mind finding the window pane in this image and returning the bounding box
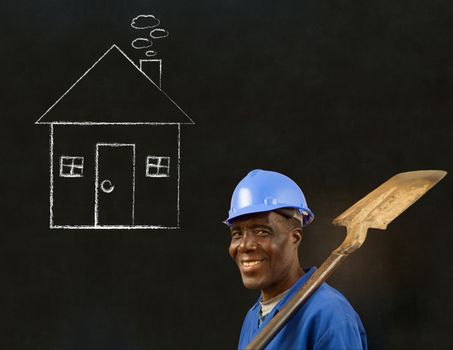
[73,157,83,167]
[159,157,169,168]
[60,156,84,177]
[146,156,170,177]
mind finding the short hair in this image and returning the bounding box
[273,208,303,228]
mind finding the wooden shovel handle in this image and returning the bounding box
[244,252,347,350]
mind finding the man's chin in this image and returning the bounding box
[241,276,265,290]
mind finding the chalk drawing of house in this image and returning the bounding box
[36,44,194,229]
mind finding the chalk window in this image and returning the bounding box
[146,156,170,177]
[60,156,84,177]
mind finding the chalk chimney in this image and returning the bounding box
[139,59,162,89]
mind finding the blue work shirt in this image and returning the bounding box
[238,267,367,350]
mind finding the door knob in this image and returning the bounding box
[100,179,115,193]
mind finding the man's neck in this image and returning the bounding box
[261,265,304,302]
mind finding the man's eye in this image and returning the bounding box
[256,230,270,236]
[231,232,242,239]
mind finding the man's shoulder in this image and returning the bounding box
[308,283,355,308]
[286,283,366,346]
[295,282,360,323]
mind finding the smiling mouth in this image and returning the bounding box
[241,259,265,267]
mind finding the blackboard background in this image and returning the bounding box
[1,0,452,349]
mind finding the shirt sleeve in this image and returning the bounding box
[314,319,367,350]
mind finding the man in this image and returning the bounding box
[226,169,367,350]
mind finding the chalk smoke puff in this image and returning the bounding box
[131,14,169,57]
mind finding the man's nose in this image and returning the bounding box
[238,232,258,251]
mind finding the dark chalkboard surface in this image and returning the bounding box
[1,1,452,349]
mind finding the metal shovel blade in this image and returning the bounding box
[333,170,447,230]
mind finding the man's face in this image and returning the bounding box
[228,211,302,299]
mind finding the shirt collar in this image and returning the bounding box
[251,266,317,314]
[274,266,317,312]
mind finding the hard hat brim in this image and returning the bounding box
[224,204,314,227]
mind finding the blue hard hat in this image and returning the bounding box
[225,169,314,227]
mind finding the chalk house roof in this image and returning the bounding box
[36,44,194,125]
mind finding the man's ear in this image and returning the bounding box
[290,228,303,246]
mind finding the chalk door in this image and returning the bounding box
[95,143,135,227]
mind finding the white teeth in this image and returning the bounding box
[242,260,264,267]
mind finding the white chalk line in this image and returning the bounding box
[95,143,136,227]
[50,225,180,230]
[94,143,99,226]
[59,156,84,177]
[96,142,135,147]
[131,15,160,30]
[36,45,117,124]
[139,59,162,88]
[113,45,195,124]
[146,156,170,177]
[131,38,153,49]
[49,125,54,227]
[37,121,194,125]
[100,180,115,193]
[132,145,136,225]
[35,44,195,125]
[177,124,181,227]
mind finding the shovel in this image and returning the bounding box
[245,170,447,350]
